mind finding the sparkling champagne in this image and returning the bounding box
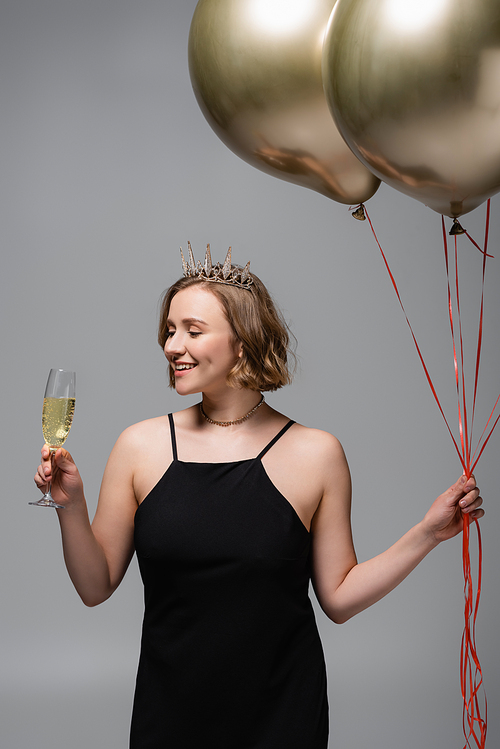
[42,397,75,448]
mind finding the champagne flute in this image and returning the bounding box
[30,369,76,508]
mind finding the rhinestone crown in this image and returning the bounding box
[180,242,253,290]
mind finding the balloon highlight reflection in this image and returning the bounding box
[323,0,500,217]
[189,0,380,205]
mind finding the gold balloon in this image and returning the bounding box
[188,0,380,205]
[322,0,500,217]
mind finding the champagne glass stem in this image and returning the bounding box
[45,451,53,498]
[30,449,64,508]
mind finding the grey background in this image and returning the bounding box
[1,1,499,747]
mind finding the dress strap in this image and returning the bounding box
[256,420,295,460]
[168,413,178,461]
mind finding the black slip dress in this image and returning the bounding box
[130,414,329,749]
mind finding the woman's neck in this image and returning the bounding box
[200,390,264,426]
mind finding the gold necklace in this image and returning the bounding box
[199,395,265,427]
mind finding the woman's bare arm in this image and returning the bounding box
[34,428,140,606]
[309,437,483,624]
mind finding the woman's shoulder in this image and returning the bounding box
[285,423,350,497]
[113,414,170,454]
[116,405,199,448]
[264,414,350,502]
[289,421,347,463]
[264,406,346,465]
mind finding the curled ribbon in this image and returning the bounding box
[362,202,496,749]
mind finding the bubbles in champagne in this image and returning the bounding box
[42,397,75,448]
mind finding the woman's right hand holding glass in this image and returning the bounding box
[34,445,84,509]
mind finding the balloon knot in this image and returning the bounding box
[351,204,366,221]
[449,218,466,236]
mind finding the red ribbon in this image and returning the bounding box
[362,202,496,749]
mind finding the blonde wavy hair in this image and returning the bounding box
[158,272,295,392]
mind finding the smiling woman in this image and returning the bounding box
[158,255,294,392]
[163,286,244,399]
[33,244,484,749]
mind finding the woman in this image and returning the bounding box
[35,244,483,749]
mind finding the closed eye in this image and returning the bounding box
[188,331,202,337]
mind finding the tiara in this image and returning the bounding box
[180,242,253,289]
